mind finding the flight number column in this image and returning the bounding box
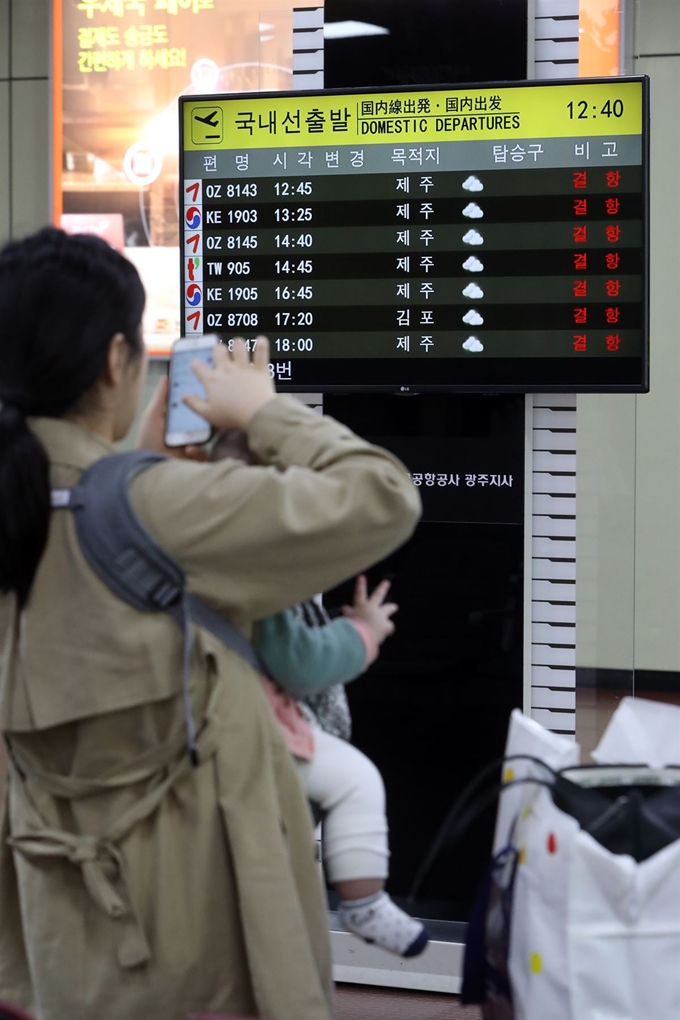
[199,180,261,337]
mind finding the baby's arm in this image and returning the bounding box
[254,607,372,698]
[255,577,397,699]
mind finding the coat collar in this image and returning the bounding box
[29,417,116,471]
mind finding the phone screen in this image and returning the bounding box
[167,344,215,439]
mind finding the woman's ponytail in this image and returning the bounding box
[0,227,145,607]
[0,403,50,607]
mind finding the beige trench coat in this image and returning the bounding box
[0,396,421,1020]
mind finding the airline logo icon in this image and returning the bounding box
[186,283,202,306]
[184,180,201,204]
[185,309,202,333]
[185,206,202,229]
[185,232,202,255]
[186,256,202,282]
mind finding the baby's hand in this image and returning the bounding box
[342,575,398,646]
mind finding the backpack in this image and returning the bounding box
[51,450,267,765]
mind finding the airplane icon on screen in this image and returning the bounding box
[194,111,220,128]
[191,106,223,144]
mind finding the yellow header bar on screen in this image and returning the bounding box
[183,81,643,151]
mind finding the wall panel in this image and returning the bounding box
[11,0,49,79]
[10,77,50,236]
[0,80,9,243]
[633,51,680,671]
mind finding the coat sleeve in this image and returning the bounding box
[254,610,368,697]
[130,396,421,623]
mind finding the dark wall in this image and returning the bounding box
[324,394,525,919]
[324,0,528,90]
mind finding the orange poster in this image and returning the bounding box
[579,0,621,78]
[53,0,323,352]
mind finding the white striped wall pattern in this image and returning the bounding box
[292,7,325,90]
[528,4,580,736]
[529,395,577,735]
[533,0,580,79]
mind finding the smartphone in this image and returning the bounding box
[165,334,218,447]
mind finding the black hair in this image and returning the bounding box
[0,227,145,607]
[209,427,253,465]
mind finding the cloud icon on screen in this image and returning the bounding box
[462,309,484,326]
[463,229,484,245]
[462,256,484,272]
[463,202,484,219]
[462,176,484,192]
[463,283,484,299]
[462,336,484,352]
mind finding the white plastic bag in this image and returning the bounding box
[496,699,680,1020]
[568,832,680,1020]
[492,708,579,855]
[592,696,680,769]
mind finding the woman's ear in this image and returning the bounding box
[104,332,128,389]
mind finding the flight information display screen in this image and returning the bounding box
[179,77,649,393]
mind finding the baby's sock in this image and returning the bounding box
[338,891,429,958]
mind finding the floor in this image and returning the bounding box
[334,985,482,1020]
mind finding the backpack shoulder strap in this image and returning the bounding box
[51,450,267,764]
[68,450,184,613]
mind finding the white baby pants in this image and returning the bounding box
[296,727,389,883]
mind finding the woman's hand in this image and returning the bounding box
[184,336,276,431]
[342,575,398,646]
[137,374,207,461]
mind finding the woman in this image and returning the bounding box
[0,228,421,1020]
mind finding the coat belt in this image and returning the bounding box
[5,684,222,969]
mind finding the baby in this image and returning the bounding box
[211,430,428,958]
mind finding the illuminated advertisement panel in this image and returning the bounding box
[54,0,322,352]
[580,0,621,78]
[180,77,649,392]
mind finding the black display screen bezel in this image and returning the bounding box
[179,76,650,394]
